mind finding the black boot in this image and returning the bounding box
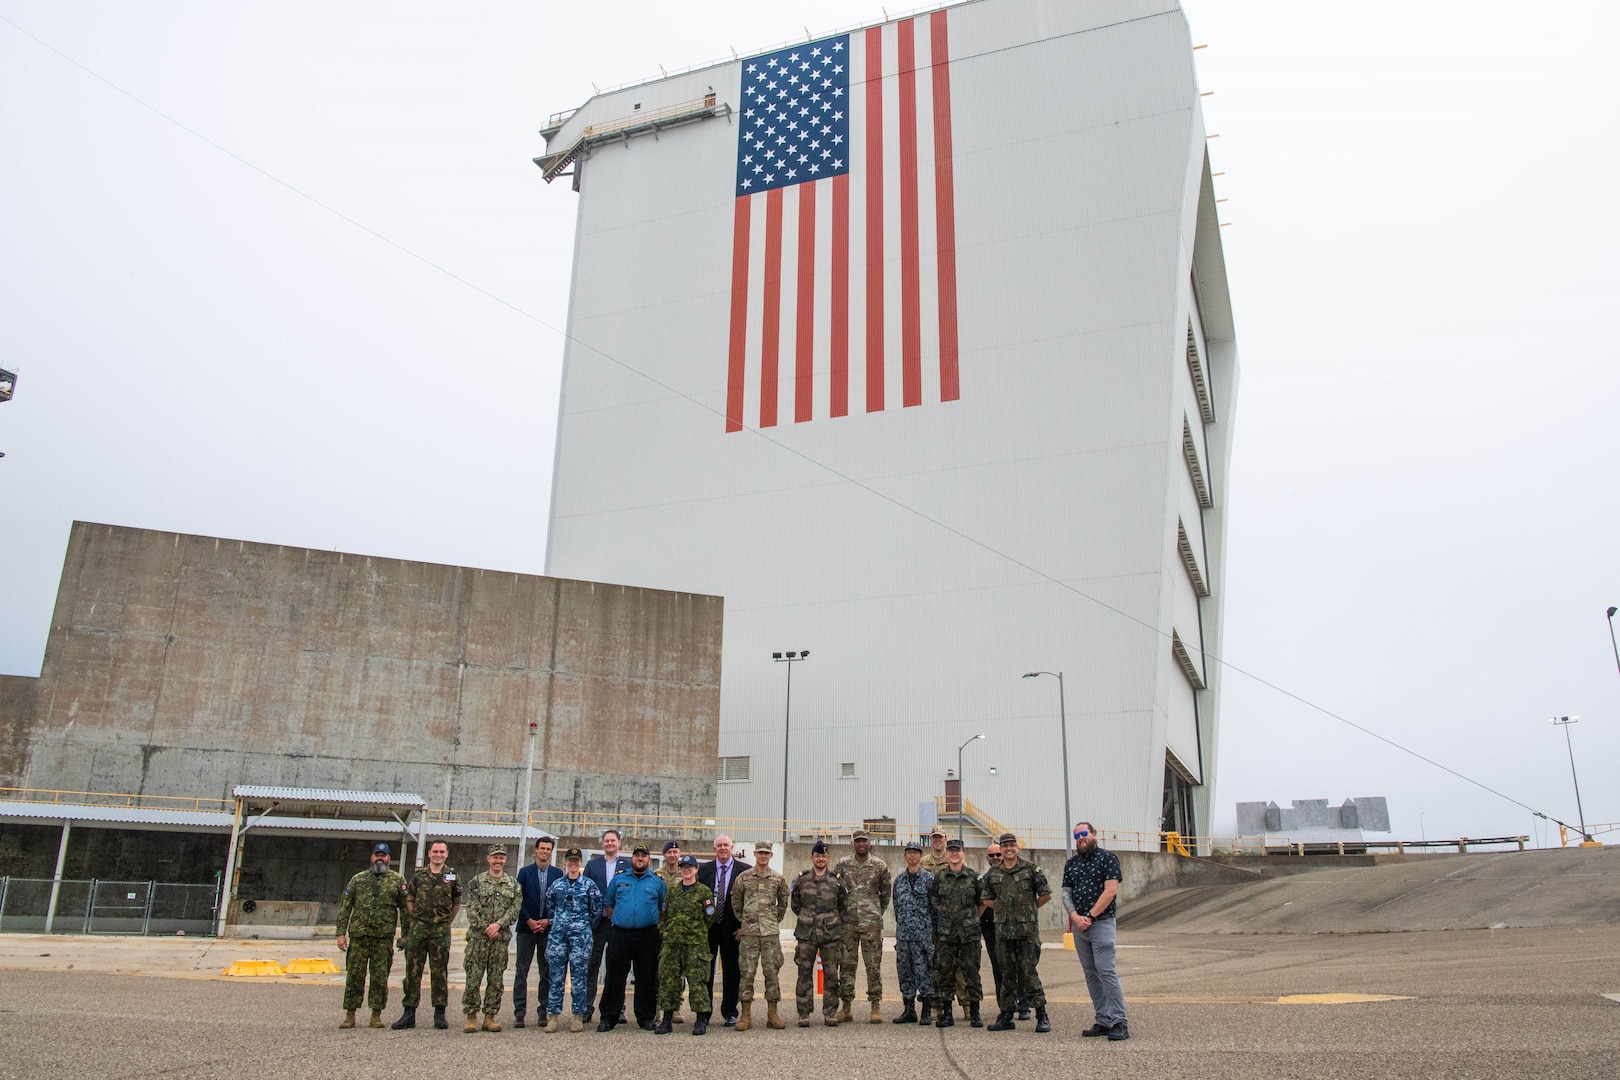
[892,997,917,1024]
[934,1002,955,1028]
[692,1012,709,1035]
[987,1011,1017,1031]
[391,1007,416,1030]
[1034,1007,1051,1033]
[968,1002,983,1028]
[1017,998,1031,1021]
[919,998,933,1025]
[654,1010,673,1035]
[432,1007,447,1030]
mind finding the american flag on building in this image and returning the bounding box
[724,12,960,432]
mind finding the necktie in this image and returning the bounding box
[718,862,728,900]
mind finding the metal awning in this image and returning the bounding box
[0,801,234,831]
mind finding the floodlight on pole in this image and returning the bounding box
[1022,671,1072,836]
[1549,716,1592,844]
[956,733,985,842]
[1606,607,1620,683]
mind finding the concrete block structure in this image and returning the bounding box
[537,0,1238,844]
[1,522,723,820]
[1236,798,1393,845]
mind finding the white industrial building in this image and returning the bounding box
[536,0,1238,847]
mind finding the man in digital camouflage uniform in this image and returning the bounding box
[461,844,521,1032]
[890,840,935,1025]
[335,842,408,1030]
[730,840,789,1031]
[545,847,603,1032]
[654,855,715,1035]
[982,832,1052,1033]
[392,840,462,1030]
[789,840,848,1027]
[834,828,891,1024]
[929,837,985,1028]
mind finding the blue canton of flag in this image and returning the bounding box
[734,35,851,197]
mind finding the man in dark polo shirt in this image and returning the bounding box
[1061,820,1128,1041]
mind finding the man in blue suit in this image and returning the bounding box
[583,828,632,1022]
[513,834,563,1028]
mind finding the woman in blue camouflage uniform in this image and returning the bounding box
[544,847,603,1032]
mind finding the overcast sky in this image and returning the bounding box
[3,1,1615,846]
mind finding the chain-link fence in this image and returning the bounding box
[0,877,219,936]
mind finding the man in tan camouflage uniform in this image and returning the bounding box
[336,843,408,1030]
[730,840,789,1031]
[921,827,950,876]
[982,833,1052,1033]
[461,844,522,1032]
[834,828,891,1024]
[788,840,848,1027]
[393,840,462,1030]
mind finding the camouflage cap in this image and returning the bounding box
[851,828,871,841]
[487,843,508,856]
[930,826,947,838]
[563,847,583,861]
[945,838,964,850]
[904,840,924,852]
[997,832,1018,845]
[752,840,773,853]
[631,844,649,856]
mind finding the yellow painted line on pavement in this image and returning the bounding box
[1276,993,1410,1005]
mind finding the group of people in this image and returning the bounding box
[332,820,1129,1041]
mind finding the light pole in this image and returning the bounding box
[1550,716,1592,844]
[956,733,985,842]
[774,650,809,842]
[518,720,538,856]
[1606,607,1619,682]
[1022,671,1071,836]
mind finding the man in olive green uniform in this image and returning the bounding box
[730,840,789,1031]
[654,855,715,1034]
[982,833,1052,1033]
[392,840,462,1030]
[335,843,408,1029]
[929,838,985,1028]
[461,844,522,1032]
[834,828,891,1024]
[789,840,848,1027]
[655,841,686,1023]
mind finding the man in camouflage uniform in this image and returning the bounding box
[833,828,891,1024]
[545,847,603,1032]
[392,840,462,1030]
[929,837,985,1028]
[655,841,685,1023]
[335,843,407,1029]
[921,827,950,876]
[461,844,522,1032]
[788,840,847,1027]
[654,855,715,1034]
[730,840,789,1031]
[982,832,1052,1033]
[889,840,935,1025]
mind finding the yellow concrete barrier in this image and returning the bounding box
[285,957,341,974]
[1062,933,1075,951]
[222,959,285,977]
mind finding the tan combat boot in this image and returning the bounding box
[870,1001,883,1024]
[766,1001,786,1029]
[464,1013,480,1033]
[570,1012,584,1032]
[835,1000,852,1024]
[482,1014,502,1032]
[735,1001,752,1031]
[368,1009,384,1028]
[338,1010,356,1029]
[544,1014,559,1033]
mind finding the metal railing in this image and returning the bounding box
[0,877,219,936]
[0,787,232,813]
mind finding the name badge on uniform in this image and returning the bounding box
[444,873,456,881]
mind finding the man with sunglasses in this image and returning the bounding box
[1061,822,1128,1041]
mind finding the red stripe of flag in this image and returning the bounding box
[897,18,922,409]
[725,196,752,432]
[760,188,784,428]
[864,25,885,413]
[830,173,850,418]
[795,182,817,424]
[930,11,961,402]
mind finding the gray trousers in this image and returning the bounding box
[1072,916,1127,1027]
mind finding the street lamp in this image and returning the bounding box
[517,720,539,862]
[956,733,986,842]
[1549,716,1592,844]
[1606,607,1619,682]
[774,650,809,842]
[1022,671,1071,836]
